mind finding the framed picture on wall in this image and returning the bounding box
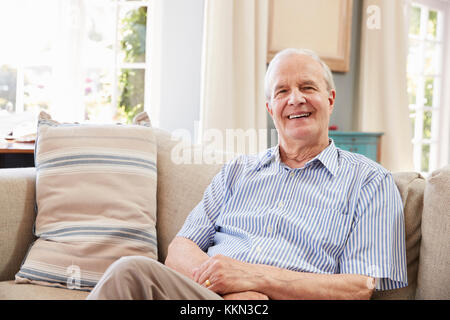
[268,0,353,72]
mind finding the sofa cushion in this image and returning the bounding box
[0,168,37,282]
[15,112,158,291]
[416,165,450,299]
[0,281,88,300]
[153,128,223,262]
[371,172,425,300]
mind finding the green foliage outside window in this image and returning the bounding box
[117,6,146,123]
[409,6,421,35]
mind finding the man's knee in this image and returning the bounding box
[88,256,160,300]
[106,255,159,277]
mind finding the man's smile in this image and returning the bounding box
[288,112,312,119]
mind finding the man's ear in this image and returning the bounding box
[328,90,336,114]
[266,102,273,117]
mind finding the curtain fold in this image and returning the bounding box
[356,0,414,171]
[51,0,86,122]
[199,0,268,154]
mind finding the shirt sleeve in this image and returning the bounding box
[176,158,238,251]
[338,172,408,291]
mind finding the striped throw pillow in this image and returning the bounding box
[15,112,157,291]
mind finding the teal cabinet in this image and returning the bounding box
[328,131,383,162]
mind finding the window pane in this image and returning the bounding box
[407,4,444,174]
[423,111,432,139]
[407,75,418,105]
[409,111,416,139]
[25,1,57,64]
[407,39,421,75]
[0,65,16,113]
[421,144,430,172]
[427,10,438,39]
[424,77,434,107]
[424,42,441,75]
[0,1,149,125]
[116,68,145,123]
[118,6,147,63]
[23,66,52,112]
[409,6,421,36]
[85,2,116,68]
[84,68,114,122]
[0,0,57,65]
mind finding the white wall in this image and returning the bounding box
[150,0,204,138]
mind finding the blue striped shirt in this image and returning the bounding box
[177,140,408,291]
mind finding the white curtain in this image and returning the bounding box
[50,0,86,122]
[199,0,269,154]
[356,0,414,171]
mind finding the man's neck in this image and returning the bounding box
[278,137,330,169]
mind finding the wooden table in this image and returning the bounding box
[0,139,35,168]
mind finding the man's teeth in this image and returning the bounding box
[289,113,311,119]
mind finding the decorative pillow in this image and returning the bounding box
[15,111,157,291]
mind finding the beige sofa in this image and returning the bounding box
[0,128,449,300]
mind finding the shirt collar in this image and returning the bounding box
[256,139,339,177]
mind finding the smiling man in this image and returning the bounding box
[87,48,408,300]
[265,48,336,169]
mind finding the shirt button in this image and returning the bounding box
[267,225,273,233]
[278,201,284,208]
[255,246,262,253]
[290,171,295,178]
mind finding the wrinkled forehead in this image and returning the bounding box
[266,53,328,94]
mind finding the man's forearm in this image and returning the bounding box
[252,264,375,300]
[164,237,210,280]
[192,254,374,299]
[166,239,374,300]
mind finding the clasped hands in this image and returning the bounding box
[191,254,269,300]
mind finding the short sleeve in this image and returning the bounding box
[338,172,408,291]
[176,158,238,251]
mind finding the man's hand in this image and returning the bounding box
[192,254,262,295]
[167,238,375,300]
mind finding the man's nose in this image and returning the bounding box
[288,89,306,105]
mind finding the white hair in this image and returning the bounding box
[264,48,335,101]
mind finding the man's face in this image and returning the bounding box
[266,54,335,147]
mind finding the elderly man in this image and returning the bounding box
[87,48,408,300]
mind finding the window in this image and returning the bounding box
[407,0,450,174]
[0,0,151,137]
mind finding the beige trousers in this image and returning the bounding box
[86,256,223,300]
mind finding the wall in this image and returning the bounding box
[329,0,362,131]
[267,0,363,145]
[151,0,204,137]
[155,0,363,145]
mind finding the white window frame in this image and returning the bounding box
[110,0,152,123]
[3,0,152,124]
[439,0,450,169]
[148,0,161,129]
[408,0,450,174]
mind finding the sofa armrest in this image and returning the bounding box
[0,168,37,281]
[416,165,450,299]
